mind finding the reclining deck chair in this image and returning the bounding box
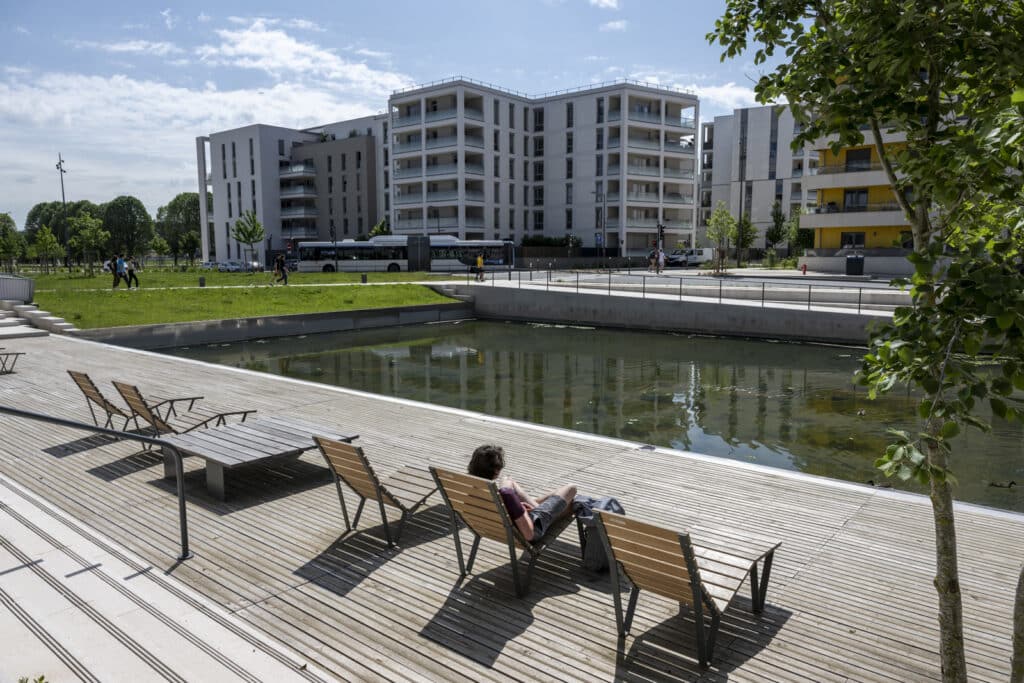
[593,510,781,668]
[112,380,255,437]
[430,466,574,597]
[69,370,203,430]
[314,436,438,547]
[0,349,25,374]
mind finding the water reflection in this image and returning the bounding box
[164,321,1023,511]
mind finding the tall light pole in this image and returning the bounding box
[591,190,607,259]
[56,154,68,270]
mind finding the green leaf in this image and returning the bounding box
[940,421,960,439]
[996,312,1016,330]
[897,464,914,481]
[1013,89,1024,104]
[991,398,1008,419]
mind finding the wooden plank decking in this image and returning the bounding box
[0,333,1021,681]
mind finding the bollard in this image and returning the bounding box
[361,273,367,284]
[199,276,206,287]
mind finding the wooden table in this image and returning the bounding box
[159,415,357,500]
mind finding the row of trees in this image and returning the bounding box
[703,201,808,273]
[5,192,212,271]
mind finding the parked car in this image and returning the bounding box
[666,250,689,268]
[218,261,242,272]
[199,261,217,270]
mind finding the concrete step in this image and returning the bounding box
[50,322,78,334]
[0,299,24,311]
[0,318,28,328]
[35,316,69,332]
[22,309,50,321]
[0,326,48,340]
[12,304,37,316]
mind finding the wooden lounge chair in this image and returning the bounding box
[112,380,255,437]
[314,436,438,547]
[430,466,574,597]
[69,370,203,430]
[0,350,25,374]
[593,510,781,668]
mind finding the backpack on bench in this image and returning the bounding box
[573,495,625,572]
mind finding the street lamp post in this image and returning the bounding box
[591,190,607,259]
[56,154,68,270]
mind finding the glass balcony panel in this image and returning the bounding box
[628,110,662,124]
[425,163,459,176]
[425,190,460,202]
[628,138,661,150]
[394,193,424,205]
[464,135,485,149]
[393,113,421,128]
[394,140,423,153]
[464,107,484,121]
[627,165,660,177]
[424,108,458,122]
[280,206,319,218]
[394,166,422,179]
[607,110,621,122]
[425,135,458,149]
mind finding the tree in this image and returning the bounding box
[710,3,1024,680]
[368,218,390,238]
[704,201,735,274]
[0,213,27,272]
[765,201,787,252]
[104,196,153,257]
[66,214,109,276]
[25,200,101,251]
[180,231,201,265]
[32,225,63,273]
[156,192,203,266]
[734,214,756,267]
[230,211,265,272]
[150,235,170,260]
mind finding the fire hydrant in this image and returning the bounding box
[801,263,807,275]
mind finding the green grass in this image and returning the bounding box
[34,284,456,329]
[29,268,451,293]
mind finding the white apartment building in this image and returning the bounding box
[388,78,699,254]
[699,105,818,251]
[197,77,699,261]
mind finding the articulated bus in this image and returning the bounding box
[295,235,514,273]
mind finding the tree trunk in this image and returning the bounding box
[928,435,968,682]
[1013,563,1024,683]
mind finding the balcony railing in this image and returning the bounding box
[628,110,662,124]
[818,161,886,174]
[465,217,485,228]
[464,190,485,202]
[663,167,694,179]
[280,206,319,218]
[465,162,485,175]
[813,201,902,214]
[394,166,422,179]
[426,135,458,149]
[393,113,421,128]
[464,107,484,121]
[667,116,696,128]
[424,108,458,123]
[279,163,316,178]
[280,227,319,239]
[607,137,621,149]
[664,219,693,229]
[605,191,621,201]
[279,186,318,198]
[607,110,621,122]
[791,191,803,200]
[426,190,459,202]
[627,218,661,227]
[425,163,459,176]
[663,193,695,205]
[395,218,426,229]
[626,165,660,177]
[626,192,660,202]
[394,193,424,205]
[607,164,621,175]
[393,140,423,153]
[627,138,661,150]
[663,141,695,154]
[464,135,485,149]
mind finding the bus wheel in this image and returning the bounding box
[387,263,400,272]
[322,264,335,273]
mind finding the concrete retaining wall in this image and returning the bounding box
[0,275,34,304]
[457,286,874,345]
[73,302,474,350]
[800,256,914,277]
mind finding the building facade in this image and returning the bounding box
[698,105,819,251]
[197,77,699,262]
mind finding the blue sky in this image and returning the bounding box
[0,0,765,228]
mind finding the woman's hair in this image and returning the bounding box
[468,444,505,479]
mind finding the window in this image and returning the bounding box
[494,130,499,151]
[226,183,232,217]
[494,98,500,125]
[494,207,500,228]
[342,177,348,192]
[383,149,389,167]
[596,154,604,176]
[533,161,545,181]
[566,132,573,154]
[844,188,868,210]
[523,107,529,131]
[358,217,363,231]
[343,217,349,234]
[509,158,515,179]
[494,155,500,177]
[343,197,348,213]
[328,176,333,193]
[509,102,514,127]
[237,181,242,215]
[231,142,237,177]
[224,222,229,240]
[248,138,254,175]
[509,132,515,154]
[494,182,500,202]
[533,211,544,231]
[533,108,544,132]
[597,129,605,151]
[846,148,872,171]
[278,139,285,156]
[524,185,529,205]
[221,144,226,179]
[510,183,515,204]
[328,156,333,173]
[357,195,362,213]
[356,175,361,191]
[251,180,256,212]
[356,151,362,169]
[566,102,574,128]
[840,231,866,248]
[596,97,604,124]
[341,154,347,171]
[534,187,544,206]
[566,158,573,179]
[565,209,573,230]
[533,137,544,156]
[329,197,333,215]
[566,183,573,204]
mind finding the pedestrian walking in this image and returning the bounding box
[274,254,288,285]
[126,256,140,289]
[110,254,123,288]
[656,248,666,275]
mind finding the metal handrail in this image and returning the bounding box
[0,405,193,561]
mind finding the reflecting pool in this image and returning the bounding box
[164,320,1023,511]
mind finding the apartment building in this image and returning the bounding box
[698,105,819,251]
[388,78,699,253]
[197,116,386,262]
[198,77,699,261]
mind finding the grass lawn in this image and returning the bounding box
[33,284,457,329]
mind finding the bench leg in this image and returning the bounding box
[378,498,394,547]
[622,586,640,635]
[206,462,226,501]
[331,476,351,531]
[352,498,367,528]
[465,535,481,576]
[750,550,775,613]
[693,607,721,668]
[162,449,177,479]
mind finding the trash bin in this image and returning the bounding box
[845,253,865,276]
[198,276,206,287]
[360,273,367,284]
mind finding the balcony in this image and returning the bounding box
[607,164,621,175]
[663,167,694,179]
[279,163,316,179]
[464,107,484,122]
[465,162,485,175]
[605,191,621,201]
[280,206,319,218]
[628,110,662,124]
[791,190,803,201]
[393,113,421,128]
[664,219,693,229]
[425,163,459,177]
[425,135,458,150]
[464,190,485,202]
[394,166,422,179]
[626,218,660,228]
[667,117,696,129]
[280,227,319,239]
[625,191,660,203]
[605,220,620,229]
[607,110,621,122]
[626,165,660,177]
[607,137,620,149]
[465,216,484,228]
[394,193,424,205]
[279,186,318,199]
[464,135,485,149]
[424,108,458,123]
[663,193,694,205]
[393,140,423,154]
[425,190,459,202]
[663,141,695,155]
[819,161,885,174]
[395,218,426,230]
[627,138,661,150]
[801,201,906,229]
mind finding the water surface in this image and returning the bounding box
[164,320,1023,511]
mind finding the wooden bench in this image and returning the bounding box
[430,467,574,597]
[314,437,438,547]
[594,510,781,668]
[113,380,252,436]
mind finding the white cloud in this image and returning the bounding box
[195,19,413,97]
[16,26,31,35]
[0,69,381,228]
[599,20,628,32]
[4,66,31,75]
[197,13,212,23]
[589,0,619,8]
[283,19,325,32]
[354,48,390,60]
[70,40,184,57]
[583,55,606,62]
[691,82,764,115]
[160,8,176,30]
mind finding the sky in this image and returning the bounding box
[0,0,766,229]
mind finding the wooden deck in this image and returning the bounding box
[0,333,1021,682]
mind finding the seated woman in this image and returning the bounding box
[468,444,576,542]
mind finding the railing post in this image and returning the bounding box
[719,279,723,303]
[679,277,683,301]
[642,275,646,299]
[576,271,579,293]
[808,284,812,310]
[546,269,550,292]
[858,287,863,314]
[761,282,766,307]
